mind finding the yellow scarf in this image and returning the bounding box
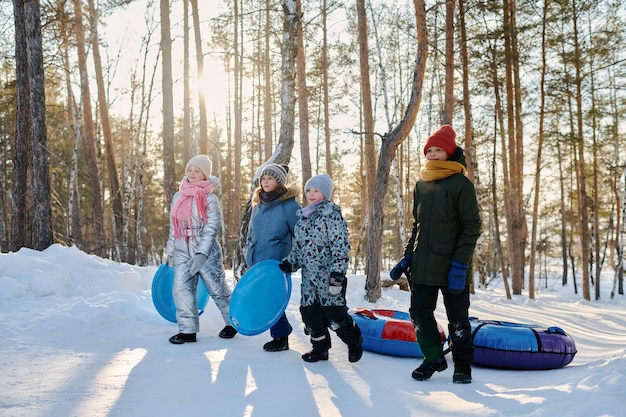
[420,160,467,182]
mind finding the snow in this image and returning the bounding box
[1,244,624,417]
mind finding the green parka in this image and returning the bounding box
[404,153,481,287]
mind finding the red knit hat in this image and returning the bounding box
[423,125,457,156]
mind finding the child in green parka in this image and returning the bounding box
[391,125,481,384]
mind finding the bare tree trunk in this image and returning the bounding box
[160,0,176,206]
[183,0,192,162]
[190,0,209,157]
[24,0,52,250]
[368,1,404,268]
[233,0,243,247]
[263,0,272,162]
[442,0,454,124]
[74,0,106,256]
[296,0,311,186]
[233,0,299,280]
[135,24,160,265]
[276,0,298,157]
[587,28,601,300]
[356,0,376,286]
[11,0,31,251]
[502,0,526,294]
[488,39,512,298]
[569,0,591,301]
[491,125,511,299]
[458,0,483,290]
[458,0,474,182]
[356,0,375,204]
[528,0,550,300]
[365,0,427,302]
[88,0,124,260]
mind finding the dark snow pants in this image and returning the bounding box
[409,283,473,368]
[300,304,361,352]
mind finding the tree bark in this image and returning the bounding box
[88,0,124,260]
[233,0,299,280]
[160,0,176,207]
[183,0,192,162]
[502,0,526,294]
[296,0,311,187]
[190,0,209,157]
[528,0,550,300]
[571,0,591,301]
[365,0,428,302]
[74,0,106,256]
[11,0,31,251]
[442,0,454,124]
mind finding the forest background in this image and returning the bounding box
[2,0,625,303]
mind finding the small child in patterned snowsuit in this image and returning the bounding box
[279,173,362,363]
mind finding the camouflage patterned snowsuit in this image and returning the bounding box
[286,200,361,352]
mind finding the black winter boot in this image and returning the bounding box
[348,336,363,362]
[219,325,237,339]
[263,337,289,352]
[302,349,329,362]
[452,366,472,384]
[169,333,196,344]
[411,356,448,380]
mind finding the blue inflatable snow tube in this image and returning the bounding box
[151,263,210,323]
[349,308,446,357]
[470,317,577,369]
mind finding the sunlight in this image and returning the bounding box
[478,385,546,405]
[73,348,147,416]
[245,366,258,396]
[485,382,573,394]
[204,348,227,383]
[336,365,372,406]
[303,367,342,416]
[191,57,229,119]
[419,390,499,415]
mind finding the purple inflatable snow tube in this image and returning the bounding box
[470,317,577,370]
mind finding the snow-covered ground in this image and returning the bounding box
[1,244,624,417]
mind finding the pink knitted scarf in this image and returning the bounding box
[171,178,214,240]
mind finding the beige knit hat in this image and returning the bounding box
[186,155,212,179]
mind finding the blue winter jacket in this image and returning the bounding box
[245,186,300,267]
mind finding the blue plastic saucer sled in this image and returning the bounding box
[229,259,292,336]
[151,263,210,323]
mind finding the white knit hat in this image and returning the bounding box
[305,174,334,199]
[186,155,212,179]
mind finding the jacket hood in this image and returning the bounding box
[251,185,299,206]
[450,146,468,168]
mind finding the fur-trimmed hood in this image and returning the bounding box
[251,186,299,206]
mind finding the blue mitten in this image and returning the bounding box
[448,260,468,294]
[329,272,345,295]
[390,255,412,280]
[189,253,208,276]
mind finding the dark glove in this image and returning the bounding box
[189,253,208,276]
[390,255,412,280]
[448,260,468,294]
[329,272,345,295]
[278,259,293,273]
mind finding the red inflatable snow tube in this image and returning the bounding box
[349,308,446,357]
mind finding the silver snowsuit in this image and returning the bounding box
[166,190,231,333]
